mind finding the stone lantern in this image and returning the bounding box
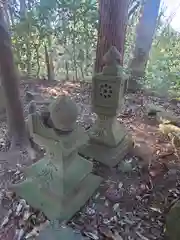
[11,95,102,221]
[92,47,123,118]
[79,46,132,167]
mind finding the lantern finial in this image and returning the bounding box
[103,46,122,66]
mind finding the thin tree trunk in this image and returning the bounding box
[85,47,89,75]
[72,9,78,81]
[80,64,84,81]
[19,0,26,19]
[26,40,32,77]
[44,44,50,81]
[94,0,129,73]
[8,5,14,26]
[0,7,29,148]
[2,0,10,27]
[65,61,69,81]
[44,43,54,81]
[35,44,40,78]
[128,0,161,92]
[49,51,55,80]
[72,40,78,81]
[46,36,55,81]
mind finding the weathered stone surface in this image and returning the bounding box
[157,110,180,125]
[79,134,132,167]
[166,200,180,240]
[89,117,127,147]
[14,172,101,221]
[79,47,132,167]
[37,225,84,240]
[12,95,102,221]
[49,95,78,131]
[25,91,44,102]
[145,104,180,125]
[145,103,163,114]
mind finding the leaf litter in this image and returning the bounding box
[0,81,180,239]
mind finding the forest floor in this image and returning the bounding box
[0,79,180,239]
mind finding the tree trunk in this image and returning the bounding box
[44,36,55,81]
[35,44,40,78]
[26,40,32,77]
[44,43,54,81]
[94,0,129,73]
[19,0,26,19]
[8,5,15,26]
[72,5,78,82]
[0,7,29,148]
[65,61,69,81]
[2,0,10,27]
[128,0,161,92]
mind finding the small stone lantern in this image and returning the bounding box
[12,95,102,221]
[79,46,132,167]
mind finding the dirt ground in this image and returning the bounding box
[0,79,180,239]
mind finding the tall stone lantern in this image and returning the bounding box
[79,46,132,167]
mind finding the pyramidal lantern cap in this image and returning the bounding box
[48,95,78,131]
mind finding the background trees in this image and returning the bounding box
[0,0,179,94]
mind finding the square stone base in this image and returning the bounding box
[23,155,93,196]
[11,173,102,221]
[37,225,84,240]
[79,135,133,167]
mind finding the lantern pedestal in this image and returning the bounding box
[89,117,126,147]
[37,225,84,240]
[12,171,101,221]
[79,121,132,167]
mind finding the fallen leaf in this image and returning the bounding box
[84,231,99,240]
[98,225,113,238]
[118,182,123,189]
[111,231,123,240]
[113,203,119,212]
[136,231,149,240]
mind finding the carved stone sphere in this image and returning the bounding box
[48,95,78,131]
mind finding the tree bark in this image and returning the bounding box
[94,0,129,73]
[44,43,55,81]
[0,7,29,148]
[1,0,10,27]
[26,39,32,77]
[128,0,161,92]
[35,44,40,78]
[44,36,55,81]
[19,0,26,19]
